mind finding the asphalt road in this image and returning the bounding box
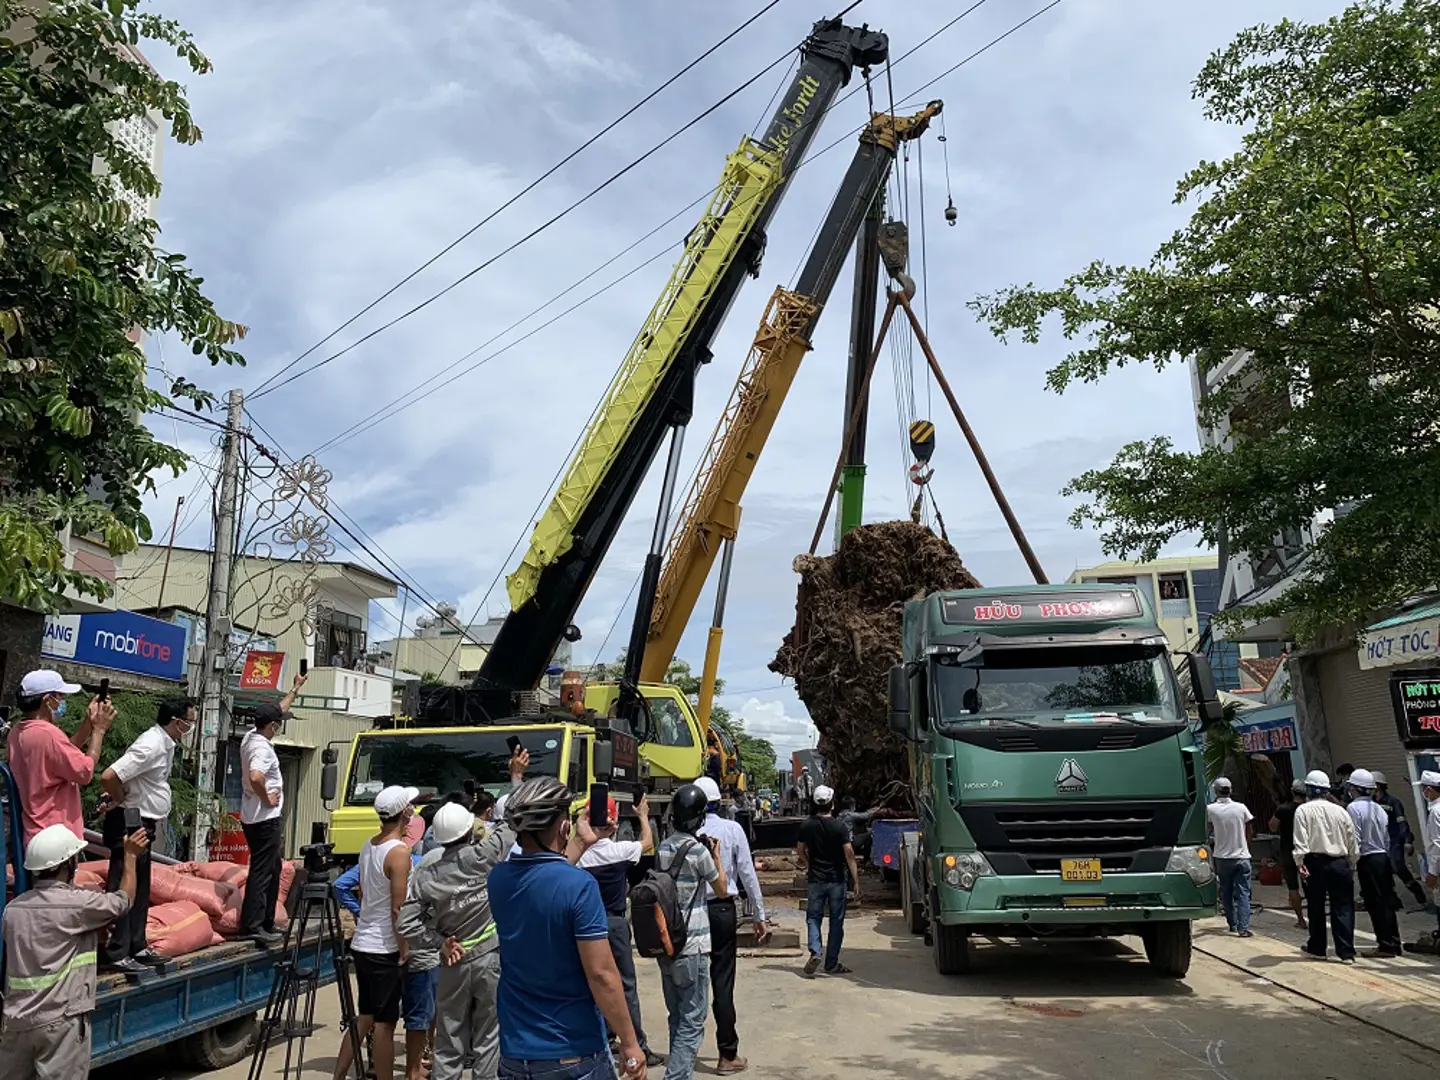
[100,909,1440,1080]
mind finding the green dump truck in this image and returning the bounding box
[889,583,1223,978]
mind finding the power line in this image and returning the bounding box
[249,52,797,401]
[246,1,787,399]
[898,0,1066,107]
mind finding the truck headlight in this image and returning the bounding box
[941,852,994,891]
[1166,845,1214,885]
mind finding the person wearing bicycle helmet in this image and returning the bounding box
[488,777,646,1080]
[654,784,728,1080]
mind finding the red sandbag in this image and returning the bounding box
[211,897,290,936]
[278,860,296,902]
[179,860,249,888]
[78,859,111,879]
[73,869,106,892]
[147,900,214,958]
[149,864,236,918]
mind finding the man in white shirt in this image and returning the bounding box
[1347,769,1403,956]
[1205,778,1255,936]
[239,673,304,944]
[97,697,194,972]
[1416,769,1440,938]
[1293,769,1360,963]
[696,776,768,1075]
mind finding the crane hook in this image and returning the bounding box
[944,196,958,227]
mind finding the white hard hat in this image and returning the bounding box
[1305,769,1331,789]
[1348,768,1376,790]
[1371,771,1388,786]
[374,785,420,818]
[24,824,87,872]
[1212,777,1232,792]
[813,784,835,805]
[1416,770,1440,788]
[492,795,508,823]
[695,776,722,804]
[431,802,477,846]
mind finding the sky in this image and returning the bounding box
[140,0,1347,759]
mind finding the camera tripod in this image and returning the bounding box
[247,873,365,1080]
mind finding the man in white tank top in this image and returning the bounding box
[333,784,418,1080]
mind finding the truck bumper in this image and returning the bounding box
[933,871,1215,927]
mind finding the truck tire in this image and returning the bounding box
[898,845,925,936]
[1142,921,1192,978]
[178,1014,258,1070]
[932,920,970,975]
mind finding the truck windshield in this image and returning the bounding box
[933,644,1182,725]
[346,731,562,805]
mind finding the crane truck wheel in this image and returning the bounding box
[898,843,925,936]
[1141,921,1193,978]
[177,1013,257,1070]
[931,919,970,975]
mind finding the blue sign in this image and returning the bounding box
[41,610,187,681]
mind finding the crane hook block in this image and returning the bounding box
[944,197,958,226]
[909,419,936,463]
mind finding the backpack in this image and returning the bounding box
[630,839,700,959]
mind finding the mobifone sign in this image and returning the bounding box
[41,610,187,681]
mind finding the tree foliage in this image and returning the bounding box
[1,0,244,609]
[647,656,780,789]
[971,0,1440,642]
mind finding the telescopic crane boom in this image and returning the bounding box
[441,17,888,725]
[636,103,944,708]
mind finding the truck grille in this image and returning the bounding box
[959,801,1187,874]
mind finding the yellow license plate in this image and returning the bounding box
[1060,858,1103,882]
[1063,896,1108,907]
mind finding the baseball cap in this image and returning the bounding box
[375,785,420,818]
[1416,770,1440,788]
[695,776,722,804]
[20,670,81,697]
[1212,777,1232,793]
[253,702,293,727]
[813,784,835,806]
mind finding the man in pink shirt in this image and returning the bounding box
[7,669,116,842]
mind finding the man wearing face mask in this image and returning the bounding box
[7,669,116,844]
[97,697,195,973]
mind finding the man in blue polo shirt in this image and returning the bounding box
[488,777,645,1080]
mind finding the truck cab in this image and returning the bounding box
[330,682,707,859]
[891,583,1221,978]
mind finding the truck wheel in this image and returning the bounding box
[932,920,970,975]
[178,1014,257,1070]
[898,846,924,936]
[1142,921,1192,978]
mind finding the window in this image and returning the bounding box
[569,736,589,796]
[1191,569,1221,616]
[1159,572,1191,620]
[648,698,696,747]
[346,730,561,805]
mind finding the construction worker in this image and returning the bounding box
[0,824,149,1077]
[1372,771,1428,907]
[398,800,515,1080]
[1346,769,1403,956]
[1293,769,1359,963]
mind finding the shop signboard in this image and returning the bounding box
[239,650,287,691]
[1389,668,1440,748]
[40,610,187,680]
[1234,716,1299,756]
[1361,613,1440,670]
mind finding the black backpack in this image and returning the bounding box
[630,839,699,959]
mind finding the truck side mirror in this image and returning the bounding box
[320,747,339,803]
[1185,652,1225,729]
[888,664,910,735]
[594,740,614,780]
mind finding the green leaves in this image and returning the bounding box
[971,0,1440,643]
[0,0,243,610]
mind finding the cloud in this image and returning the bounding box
[139,0,1342,732]
[734,698,816,760]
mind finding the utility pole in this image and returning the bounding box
[195,388,243,862]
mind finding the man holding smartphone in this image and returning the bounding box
[7,670,116,843]
[97,697,195,973]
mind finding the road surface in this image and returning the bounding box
[99,908,1440,1080]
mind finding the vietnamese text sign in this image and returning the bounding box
[1360,614,1440,670]
[1234,717,1299,756]
[1390,669,1440,748]
[41,610,186,680]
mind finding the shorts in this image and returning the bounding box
[402,967,440,1032]
[353,950,403,1024]
[1281,854,1300,892]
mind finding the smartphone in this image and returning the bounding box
[589,783,609,828]
[124,805,143,832]
[506,735,524,756]
[97,678,110,703]
[300,657,309,676]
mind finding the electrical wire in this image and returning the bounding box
[249,51,798,401]
[898,0,1066,108]
[246,0,788,399]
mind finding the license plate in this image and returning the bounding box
[1063,896,1108,907]
[1060,858,1103,882]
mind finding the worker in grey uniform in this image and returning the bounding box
[1,823,148,1079]
[399,799,515,1080]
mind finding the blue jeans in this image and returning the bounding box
[499,1050,615,1080]
[1217,857,1252,932]
[658,953,709,1080]
[401,967,439,1032]
[806,882,848,970]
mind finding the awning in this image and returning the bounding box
[1358,597,1440,671]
